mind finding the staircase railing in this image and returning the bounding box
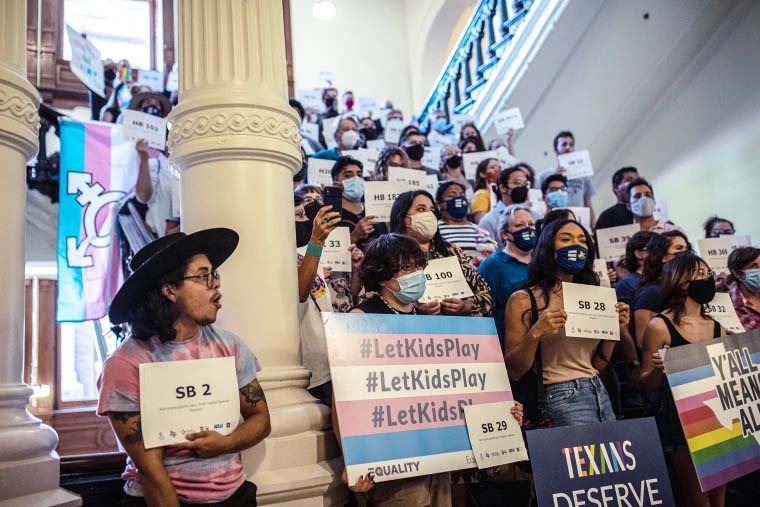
[417,0,535,126]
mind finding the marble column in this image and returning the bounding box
[0,1,80,506]
[168,1,344,504]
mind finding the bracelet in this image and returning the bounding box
[305,242,323,257]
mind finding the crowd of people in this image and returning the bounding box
[94,69,758,506]
[289,87,757,507]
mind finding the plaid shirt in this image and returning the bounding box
[728,282,760,331]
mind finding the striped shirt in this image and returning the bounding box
[438,221,496,263]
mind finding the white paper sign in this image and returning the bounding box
[653,199,669,222]
[66,25,105,98]
[136,69,164,92]
[343,148,379,178]
[451,114,476,134]
[319,227,351,271]
[139,357,241,449]
[704,292,745,334]
[322,116,339,148]
[596,223,641,262]
[427,131,453,147]
[463,402,528,468]
[365,181,406,222]
[528,188,542,204]
[463,150,499,180]
[366,139,386,151]
[494,107,524,135]
[593,259,611,288]
[297,89,323,110]
[559,206,591,230]
[301,121,319,142]
[166,64,179,92]
[387,166,437,194]
[307,158,334,187]
[422,146,439,169]
[357,96,378,112]
[317,68,337,84]
[562,282,620,341]
[557,149,594,180]
[123,110,168,150]
[496,146,519,168]
[384,120,404,144]
[419,256,474,303]
[698,237,733,274]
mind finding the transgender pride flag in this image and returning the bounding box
[57,118,137,322]
[323,313,517,484]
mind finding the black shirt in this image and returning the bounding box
[340,206,388,249]
[595,203,634,230]
[353,295,415,315]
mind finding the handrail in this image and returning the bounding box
[418,0,535,127]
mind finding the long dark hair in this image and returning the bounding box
[522,219,599,311]
[127,259,189,343]
[639,230,692,287]
[389,190,449,254]
[474,158,497,191]
[661,253,710,325]
[620,231,656,273]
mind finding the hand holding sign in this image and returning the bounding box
[562,282,621,341]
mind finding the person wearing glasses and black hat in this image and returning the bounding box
[97,228,271,507]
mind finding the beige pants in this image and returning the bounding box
[357,473,452,507]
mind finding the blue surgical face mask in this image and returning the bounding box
[511,226,537,251]
[390,270,427,304]
[556,244,589,274]
[446,196,468,219]
[547,190,569,209]
[743,269,760,293]
[342,176,365,201]
[432,118,449,133]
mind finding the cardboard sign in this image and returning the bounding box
[463,150,499,180]
[663,330,760,491]
[136,69,164,92]
[66,25,105,98]
[366,139,386,151]
[297,89,323,110]
[322,116,339,149]
[527,418,675,507]
[557,149,594,180]
[559,207,591,231]
[307,158,335,187]
[365,181,406,222]
[562,282,620,341]
[653,199,669,222]
[597,224,641,263]
[122,110,168,150]
[422,146,439,169]
[384,120,404,144]
[419,256,474,303]
[139,357,241,449]
[494,107,524,135]
[324,313,515,483]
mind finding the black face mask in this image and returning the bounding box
[687,276,716,305]
[293,162,307,183]
[405,144,425,161]
[324,97,336,109]
[446,155,462,169]
[295,221,313,248]
[510,186,529,204]
[360,127,378,141]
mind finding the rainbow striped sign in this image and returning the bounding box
[323,313,514,484]
[665,330,760,492]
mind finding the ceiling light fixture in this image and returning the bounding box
[312,1,337,21]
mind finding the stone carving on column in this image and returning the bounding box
[0,1,80,505]
[170,1,345,505]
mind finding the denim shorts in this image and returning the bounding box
[543,375,616,428]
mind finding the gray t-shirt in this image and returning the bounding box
[537,167,595,208]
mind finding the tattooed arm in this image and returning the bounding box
[108,412,179,507]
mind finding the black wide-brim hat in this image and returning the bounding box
[109,228,239,325]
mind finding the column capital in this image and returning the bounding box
[0,69,40,160]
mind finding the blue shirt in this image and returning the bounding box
[478,250,529,344]
[615,272,641,306]
[311,146,340,160]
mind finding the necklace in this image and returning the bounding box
[378,294,416,315]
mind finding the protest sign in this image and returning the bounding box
[596,224,641,263]
[324,314,518,483]
[494,107,524,135]
[136,69,164,91]
[562,282,620,341]
[365,181,406,222]
[123,110,168,150]
[664,330,760,491]
[307,158,334,187]
[704,292,745,334]
[66,25,105,97]
[419,257,474,303]
[527,418,674,507]
[557,150,593,180]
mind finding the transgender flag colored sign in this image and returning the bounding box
[323,313,514,484]
[57,119,137,322]
[664,329,760,492]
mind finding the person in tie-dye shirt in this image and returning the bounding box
[98,228,271,506]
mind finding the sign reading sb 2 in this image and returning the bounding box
[176,384,212,398]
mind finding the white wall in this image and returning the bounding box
[290,0,414,116]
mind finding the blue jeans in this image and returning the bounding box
[544,375,616,427]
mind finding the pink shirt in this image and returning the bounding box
[97,325,258,503]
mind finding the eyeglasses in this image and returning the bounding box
[183,270,220,289]
[547,186,568,193]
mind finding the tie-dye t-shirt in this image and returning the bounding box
[97,325,258,503]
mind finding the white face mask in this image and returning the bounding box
[409,211,438,240]
[340,130,359,149]
[631,195,656,218]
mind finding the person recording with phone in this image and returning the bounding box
[330,156,387,248]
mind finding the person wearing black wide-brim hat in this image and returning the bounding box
[97,228,270,506]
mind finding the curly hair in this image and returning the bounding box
[126,259,189,343]
[360,234,428,291]
[374,146,409,181]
